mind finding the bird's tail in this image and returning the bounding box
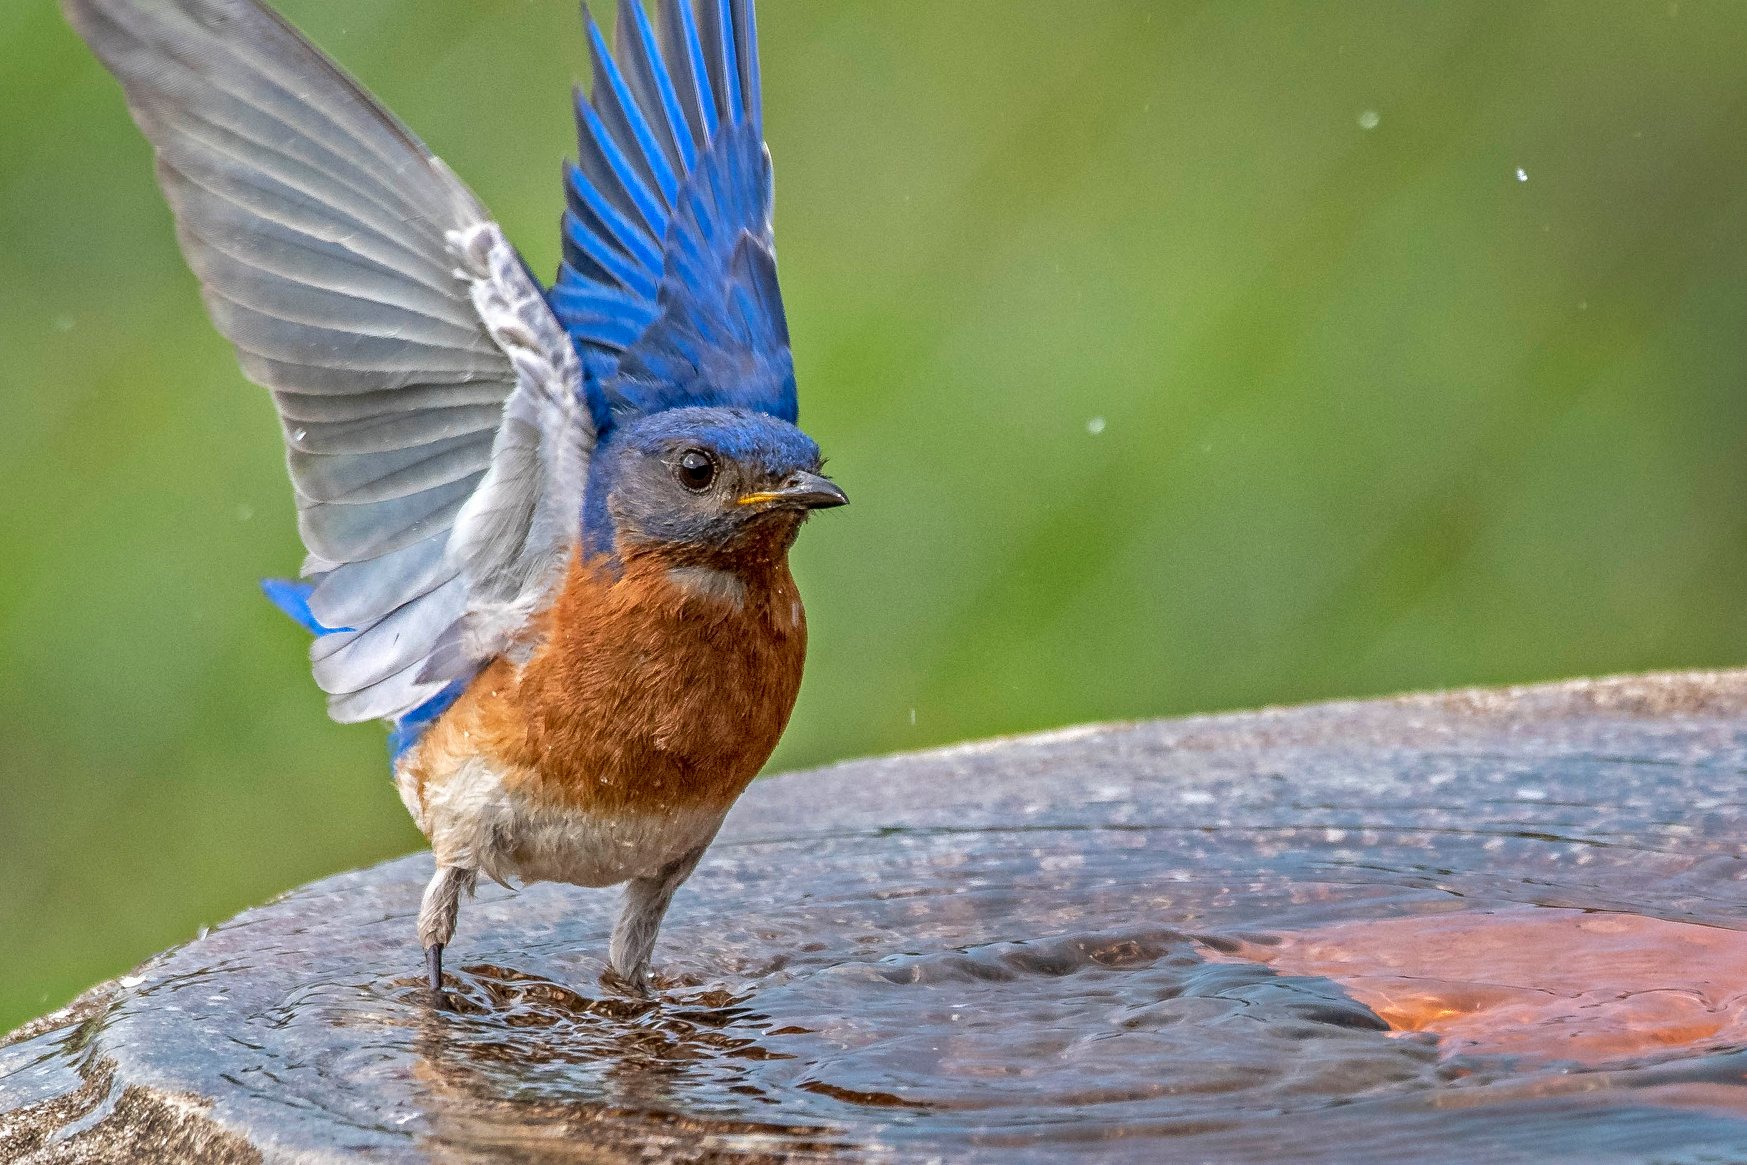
[259,579,348,635]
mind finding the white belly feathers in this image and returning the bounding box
[396,755,726,890]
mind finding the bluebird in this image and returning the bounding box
[66,0,847,1000]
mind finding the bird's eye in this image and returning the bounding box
[674,449,717,493]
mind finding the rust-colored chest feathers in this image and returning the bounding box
[406,547,808,818]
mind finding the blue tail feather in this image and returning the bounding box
[388,682,468,761]
[264,577,459,761]
[260,578,350,635]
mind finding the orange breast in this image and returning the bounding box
[405,547,809,819]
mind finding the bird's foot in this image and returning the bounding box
[602,964,652,1000]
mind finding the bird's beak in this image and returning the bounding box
[738,470,849,511]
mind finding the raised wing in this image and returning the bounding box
[65,0,592,726]
[554,0,796,426]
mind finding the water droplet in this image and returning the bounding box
[293,428,308,443]
[1357,110,1380,131]
[52,315,75,333]
[235,504,254,522]
[1086,417,1107,436]
[909,708,918,726]
[1515,168,1529,183]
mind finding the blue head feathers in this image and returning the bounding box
[619,407,820,472]
[553,0,795,434]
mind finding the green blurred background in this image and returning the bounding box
[5,0,1747,1032]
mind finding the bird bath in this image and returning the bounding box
[6,671,1747,1162]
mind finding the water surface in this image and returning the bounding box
[6,673,1747,1162]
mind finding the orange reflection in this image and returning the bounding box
[1215,909,1747,1065]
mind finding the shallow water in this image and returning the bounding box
[7,675,1747,1162]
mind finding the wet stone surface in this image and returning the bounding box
[7,671,1747,1162]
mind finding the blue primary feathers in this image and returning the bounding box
[554,1,796,430]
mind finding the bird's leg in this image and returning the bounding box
[419,864,475,1005]
[609,842,710,996]
[425,944,444,995]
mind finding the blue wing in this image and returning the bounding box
[551,0,796,428]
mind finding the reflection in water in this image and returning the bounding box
[1224,909,1747,1065]
[11,676,1747,1161]
[403,972,848,1162]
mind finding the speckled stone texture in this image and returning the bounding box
[6,671,1747,1163]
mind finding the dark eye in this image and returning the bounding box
[674,449,717,492]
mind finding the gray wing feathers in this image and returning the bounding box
[446,224,591,666]
[326,656,459,725]
[296,475,481,564]
[308,537,453,629]
[67,0,594,725]
[311,576,470,694]
[288,433,492,505]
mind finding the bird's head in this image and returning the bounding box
[583,407,847,565]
